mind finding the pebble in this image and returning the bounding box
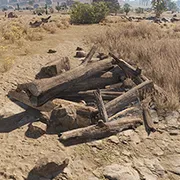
[108,136,119,144]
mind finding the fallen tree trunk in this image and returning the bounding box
[59,117,142,146]
[8,90,97,117]
[35,57,70,79]
[94,89,108,122]
[105,80,154,117]
[19,58,114,106]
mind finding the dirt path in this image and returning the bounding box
[0,24,180,180]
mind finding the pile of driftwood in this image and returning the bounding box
[8,46,164,145]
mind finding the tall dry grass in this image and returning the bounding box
[89,22,180,110]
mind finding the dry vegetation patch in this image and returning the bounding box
[89,21,180,110]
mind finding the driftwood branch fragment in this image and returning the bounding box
[105,80,154,117]
[93,89,108,122]
[59,117,142,146]
[81,45,97,65]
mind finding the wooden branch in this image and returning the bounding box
[142,99,156,135]
[19,58,114,106]
[105,80,154,117]
[35,57,70,79]
[109,107,140,121]
[59,117,142,145]
[81,45,97,65]
[93,89,108,122]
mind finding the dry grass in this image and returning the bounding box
[89,21,180,110]
[0,15,70,72]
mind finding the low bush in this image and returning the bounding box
[70,2,109,24]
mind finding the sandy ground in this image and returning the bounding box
[0,14,180,180]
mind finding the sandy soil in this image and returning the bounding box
[0,14,180,180]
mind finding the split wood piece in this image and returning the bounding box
[109,106,140,121]
[142,99,156,135]
[105,80,154,117]
[59,117,142,146]
[8,90,96,118]
[35,57,71,79]
[93,89,108,122]
[64,66,124,92]
[19,58,114,106]
[109,53,142,84]
[81,45,97,65]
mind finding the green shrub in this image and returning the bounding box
[70,2,109,24]
[135,7,144,14]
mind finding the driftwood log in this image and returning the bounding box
[105,80,154,117]
[64,66,124,92]
[18,58,114,106]
[8,90,97,118]
[59,117,142,145]
[35,57,70,79]
[94,89,108,122]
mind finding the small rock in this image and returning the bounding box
[103,164,140,180]
[150,110,159,124]
[169,129,179,136]
[47,49,57,54]
[75,51,87,58]
[122,150,131,156]
[152,147,164,156]
[108,136,119,144]
[122,129,135,137]
[130,133,141,144]
[165,111,179,126]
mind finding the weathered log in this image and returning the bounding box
[35,57,70,79]
[94,89,108,122]
[81,45,97,65]
[8,90,97,118]
[105,80,154,117]
[64,66,124,92]
[19,58,114,106]
[109,53,142,84]
[59,117,142,145]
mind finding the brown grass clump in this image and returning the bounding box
[42,22,57,34]
[89,22,180,110]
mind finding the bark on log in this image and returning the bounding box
[35,57,70,79]
[105,82,124,91]
[59,117,142,145]
[19,58,114,106]
[93,89,108,122]
[105,80,154,117]
[81,45,97,65]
